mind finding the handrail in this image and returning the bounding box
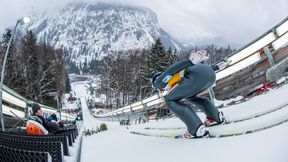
[225,16,288,59]
[96,16,288,119]
[214,16,288,80]
[3,85,29,103]
[2,104,25,118]
[2,85,76,121]
[3,85,28,108]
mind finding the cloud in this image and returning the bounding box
[1,0,287,46]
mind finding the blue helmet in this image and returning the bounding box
[150,70,162,89]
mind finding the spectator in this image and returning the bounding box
[47,114,58,122]
[30,103,59,133]
[48,113,64,128]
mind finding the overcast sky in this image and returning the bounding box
[0,0,287,46]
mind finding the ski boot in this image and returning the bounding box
[204,111,227,127]
[183,124,209,139]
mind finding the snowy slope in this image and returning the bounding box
[26,2,181,66]
[75,82,288,162]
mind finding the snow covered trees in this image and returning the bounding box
[0,29,19,89]
[99,50,146,109]
[21,31,40,101]
[143,38,176,97]
[99,38,176,108]
[147,38,174,73]
[0,30,69,107]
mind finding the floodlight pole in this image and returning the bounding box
[0,21,20,131]
[0,17,30,131]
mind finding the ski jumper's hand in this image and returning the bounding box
[216,58,232,69]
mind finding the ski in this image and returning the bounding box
[130,131,183,139]
[209,118,288,138]
[144,101,288,131]
[144,127,184,130]
[132,118,288,139]
[130,130,212,139]
[131,104,288,139]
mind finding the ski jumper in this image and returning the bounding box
[153,59,221,136]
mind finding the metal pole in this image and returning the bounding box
[264,46,275,67]
[208,87,216,105]
[0,21,19,131]
[57,91,61,122]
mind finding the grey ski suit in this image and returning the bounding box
[154,59,221,135]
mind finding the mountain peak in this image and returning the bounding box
[26,2,180,65]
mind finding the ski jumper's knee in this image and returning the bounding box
[164,96,179,114]
[188,96,220,122]
[195,97,212,107]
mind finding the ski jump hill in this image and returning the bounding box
[79,16,288,162]
[79,67,288,162]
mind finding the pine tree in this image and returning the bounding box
[21,30,40,101]
[146,38,170,73]
[143,38,171,97]
[82,58,89,74]
[54,49,66,100]
[37,43,56,103]
[173,49,178,55]
[0,29,14,58]
[0,30,70,107]
[0,29,18,88]
[135,50,150,99]
[65,72,71,93]
[167,47,177,64]
[67,61,80,74]
[89,59,101,74]
[37,44,68,107]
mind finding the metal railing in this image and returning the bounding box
[2,85,76,122]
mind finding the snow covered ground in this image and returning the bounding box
[75,81,288,162]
